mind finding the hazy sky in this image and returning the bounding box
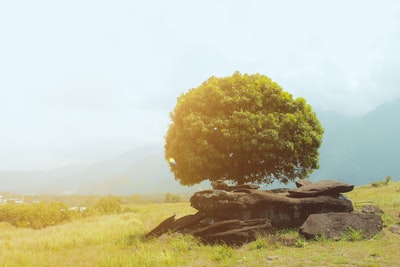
[1,0,399,171]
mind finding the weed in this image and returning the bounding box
[294,238,308,248]
[333,255,349,264]
[211,244,233,262]
[249,236,268,250]
[381,213,396,227]
[343,228,364,241]
[312,233,331,244]
[167,233,200,253]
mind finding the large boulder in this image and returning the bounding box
[288,180,354,198]
[190,189,353,228]
[299,212,383,240]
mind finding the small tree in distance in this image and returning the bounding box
[165,72,324,186]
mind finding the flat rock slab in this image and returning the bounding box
[190,189,353,228]
[145,215,275,245]
[211,180,260,191]
[288,180,354,198]
[299,212,383,240]
[192,218,274,245]
[144,214,176,239]
[144,212,206,239]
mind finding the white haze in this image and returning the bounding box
[0,0,399,171]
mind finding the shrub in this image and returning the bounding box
[295,238,308,248]
[164,193,183,203]
[211,245,233,262]
[249,236,268,250]
[342,228,364,241]
[94,196,122,214]
[0,202,76,229]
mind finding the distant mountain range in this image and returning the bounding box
[0,146,190,195]
[1,98,399,195]
[312,98,400,185]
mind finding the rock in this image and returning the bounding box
[211,180,229,190]
[267,256,279,261]
[295,179,312,188]
[193,218,271,237]
[193,218,274,245]
[362,205,384,216]
[146,180,362,246]
[190,188,353,228]
[144,212,206,239]
[276,235,298,246]
[389,225,400,234]
[145,214,274,245]
[288,180,354,198]
[228,184,260,191]
[172,211,208,231]
[144,214,176,239]
[211,180,260,191]
[270,188,290,194]
[299,212,383,240]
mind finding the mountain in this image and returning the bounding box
[311,98,400,185]
[0,145,197,195]
[1,98,399,194]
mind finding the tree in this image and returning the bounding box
[165,72,324,186]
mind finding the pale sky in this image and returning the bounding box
[1,0,399,171]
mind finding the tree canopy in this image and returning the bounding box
[165,72,324,186]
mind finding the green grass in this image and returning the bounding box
[345,181,400,226]
[1,183,400,267]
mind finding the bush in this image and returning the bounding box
[94,196,122,214]
[0,202,76,229]
[249,237,268,250]
[164,193,183,203]
[211,245,233,262]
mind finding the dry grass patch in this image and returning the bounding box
[0,184,400,266]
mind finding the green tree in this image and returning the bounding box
[165,72,324,186]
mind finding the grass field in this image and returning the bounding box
[1,182,399,267]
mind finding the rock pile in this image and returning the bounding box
[145,179,383,245]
